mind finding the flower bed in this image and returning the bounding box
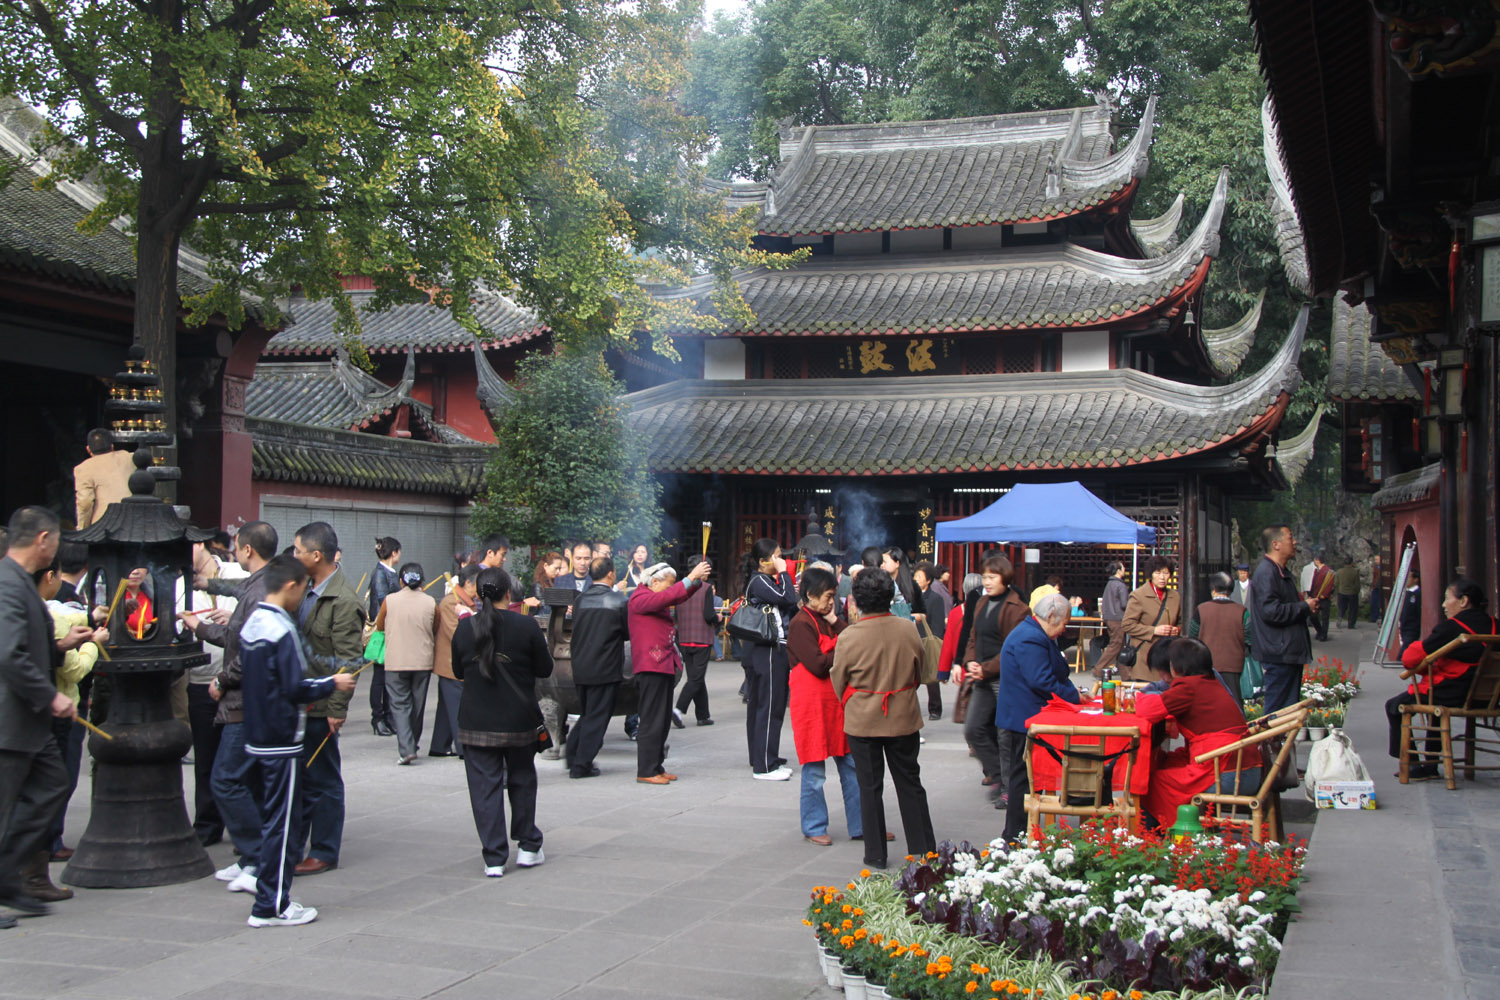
[808,823,1304,998]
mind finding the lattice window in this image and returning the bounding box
[806,343,841,379]
[770,346,802,379]
[999,336,1039,374]
[960,338,998,375]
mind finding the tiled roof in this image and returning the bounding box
[0,100,215,298]
[1274,404,1323,486]
[659,170,1225,338]
[1371,461,1441,509]
[249,418,488,496]
[1130,193,1184,257]
[266,287,546,355]
[1262,98,1311,296]
[1328,299,1417,402]
[713,99,1156,236]
[1202,290,1263,377]
[246,352,477,444]
[626,304,1306,476]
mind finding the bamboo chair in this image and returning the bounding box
[1191,709,1307,844]
[1024,724,1141,839]
[1398,635,1500,789]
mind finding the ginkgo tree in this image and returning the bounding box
[0,0,790,439]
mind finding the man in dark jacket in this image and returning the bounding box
[291,522,366,875]
[565,558,628,778]
[995,593,1081,842]
[184,521,276,888]
[1248,524,1317,715]
[960,552,1028,797]
[0,507,90,924]
[1095,560,1130,674]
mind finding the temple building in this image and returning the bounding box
[1254,0,1500,627]
[627,100,1314,606]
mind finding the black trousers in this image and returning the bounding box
[925,681,943,716]
[368,664,392,726]
[963,678,1004,782]
[636,672,675,778]
[846,733,935,867]
[999,729,1031,843]
[48,716,85,847]
[1313,603,1330,640]
[566,682,618,775]
[188,682,224,843]
[462,744,542,867]
[1337,593,1359,630]
[252,755,304,919]
[430,676,463,755]
[1261,661,1305,716]
[743,643,790,773]
[1387,673,1473,759]
[0,740,69,898]
[675,644,712,721]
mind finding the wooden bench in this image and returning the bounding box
[1192,708,1307,844]
[1024,724,1141,838]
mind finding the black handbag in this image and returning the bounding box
[727,599,779,645]
[1116,597,1167,670]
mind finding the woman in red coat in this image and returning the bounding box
[627,559,712,785]
[786,566,868,847]
[1134,638,1254,828]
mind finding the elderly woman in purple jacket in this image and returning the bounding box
[628,559,712,784]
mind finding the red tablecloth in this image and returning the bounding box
[1025,697,1153,796]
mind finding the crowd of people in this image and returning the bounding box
[3,484,1459,932]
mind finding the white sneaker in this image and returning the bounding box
[483,865,505,878]
[752,766,792,781]
[516,848,545,868]
[227,869,258,894]
[247,902,318,927]
[215,862,243,882]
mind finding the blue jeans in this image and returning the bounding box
[211,722,264,865]
[800,755,861,838]
[1261,661,1305,716]
[299,716,344,864]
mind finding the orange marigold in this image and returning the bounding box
[853,907,864,916]
[1129,992,1143,1000]
[842,919,853,930]
[927,963,941,976]
[860,868,871,878]
[842,904,853,913]
[840,935,854,948]
[970,964,990,975]
[854,928,868,940]
[967,983,980,994]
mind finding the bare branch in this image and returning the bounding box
[20,0,145,150]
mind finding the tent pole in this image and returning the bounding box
[1131,546,1138,589]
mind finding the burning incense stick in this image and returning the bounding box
[75,716,114,741]
[701,521,712,558]
[102,578,129,626]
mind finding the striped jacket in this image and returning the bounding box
[241,603,339,758]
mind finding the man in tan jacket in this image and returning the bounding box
[430,564,480,758]
[831,569,937,869]
[73,429,135,527]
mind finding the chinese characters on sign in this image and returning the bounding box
[839,337,959,376]
[917,506,934,556]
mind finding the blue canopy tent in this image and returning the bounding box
[935,481,1156,585]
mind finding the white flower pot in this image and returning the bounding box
[824,950,843,989]
[1297,728,1311,742]
[840,969,869,999]
[867,985,892,999]
[816,942,830,978]
[1306,726,1328,741]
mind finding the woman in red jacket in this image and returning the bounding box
[1388,578,1495,777]
[627,559,712,785]
[786,567,862,846]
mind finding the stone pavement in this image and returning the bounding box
[1271,620,1500,1000]
[2,662,1009,1000]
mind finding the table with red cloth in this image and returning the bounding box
[1024,695,1154,803]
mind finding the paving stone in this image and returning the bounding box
[238,952,470,998]
[495,929,659,981]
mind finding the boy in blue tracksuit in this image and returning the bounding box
[240,554,356,927]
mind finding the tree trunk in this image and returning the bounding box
[135,130,183,501]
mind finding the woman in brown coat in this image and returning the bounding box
[1119,555,1182,680]
[1187,571,1251,690]
[830,569,937,869]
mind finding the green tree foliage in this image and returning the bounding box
[470,353,662,550]
[0,0,795,439]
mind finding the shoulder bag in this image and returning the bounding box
[1115,595,1167,670]
[727,580,779,646]
[492,650,552,754]
[915,619,942,685]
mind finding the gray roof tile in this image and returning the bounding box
[627,305,1306,476]
[266,287,545,355]
[712,100,1156,236]
[250,417,487,495]
[247,354,477,444]
[1328,299,1417,402]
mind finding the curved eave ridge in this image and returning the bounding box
[474,336,512,413]
[625,304,1303,477]
[655,169,1227,338]
[1202,289,1265,377]
[744,102,1152,236]
[1130,192,1184,257]
[1273,403,1323,487]
[1262,97,1311,296]
[266,288,546,355]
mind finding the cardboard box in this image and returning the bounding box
[1314,780,1377,810]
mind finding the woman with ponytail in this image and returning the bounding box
[741,538,800,780]
[450,568,554,877]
